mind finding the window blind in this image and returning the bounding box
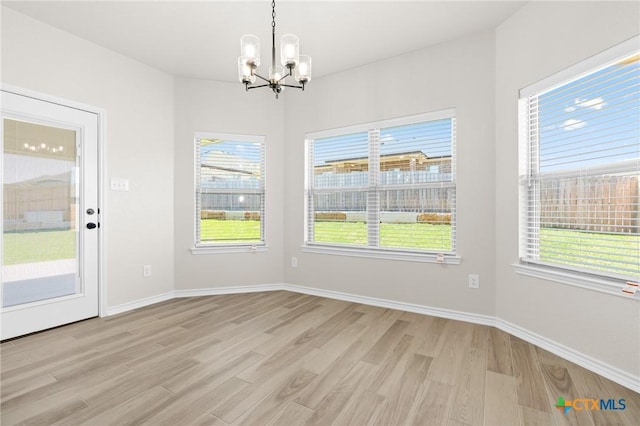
[306,110,457,254]
[195,133,265,245]
[520,44,639,281]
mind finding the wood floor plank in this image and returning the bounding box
[333,390,387,426]
[304,361,376,426]
[265,401,314,426]
[294,324,386,409]
[566,362,630,426]
[302,322,367,375]
[190,414,229,426]
[76,385,174,426]
[78,356,199,408]
[232,368,317,426]
[541,363,595,426]
[144,377,249,426]
[536,346,569,368]
[0,344,101,384]
[253,301,351,356]
[413,380,455,426]
[366,333,414,394]
[0,372,57,403]
[415,316,448,358]
[297,308,365,349]
[161,350,264,394]
[448,345,487,426]
[511,338,552,413]
[600,375,640,426]
[487,327,513,376]
[425,320,474,386]
[377,353,433,425]
[1,360,130,414]
[49,362,196,425]
[264,302,323,335]
[484,371,521,426]
[236,331,321,384]
[0,292,636,426]
[361,319,411,364]
[230,292,304,325]
[9,397,87,426]
[193,329,273,363]
[211,349,321,423]
[519,406,556,426]
[9,398,87,426]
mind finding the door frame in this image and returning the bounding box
[1,84,108,319]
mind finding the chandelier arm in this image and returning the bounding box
[254,73,270,83]
[280,83,305,89]
[274,67,294,83]
[247,84,271,90]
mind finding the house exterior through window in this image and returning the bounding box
[518,37,639,283]
[194,132,265,248]
[305,109,457,261]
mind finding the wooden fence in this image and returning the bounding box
[540,175,639,233]
[3,183,74,221]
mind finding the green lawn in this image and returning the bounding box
[540,228,639,276]
[5,222,637,278]
[200,219,262,243]
[313,221,452,251]
[3,230,76,265]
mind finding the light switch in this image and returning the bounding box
[110,178,129,191]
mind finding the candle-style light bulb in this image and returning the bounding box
[280,34,299,69]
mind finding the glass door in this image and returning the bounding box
[1,90,99,340]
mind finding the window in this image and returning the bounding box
[305,110,457,259]
[519,38,639,282]
[194,132,265,248]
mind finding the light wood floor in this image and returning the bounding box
[1,291,638,425]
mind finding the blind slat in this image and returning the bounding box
[520,46,639,281]
[195,135,265,245]
[307,111,456,253]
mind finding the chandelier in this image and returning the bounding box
[237,0,311,99]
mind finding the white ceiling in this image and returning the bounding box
[3,1,526,82]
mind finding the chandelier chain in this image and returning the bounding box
[271,0,276,34]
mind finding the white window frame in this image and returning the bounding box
[515,36,640,296]
[191,131,267,254]
[304,110,460,264]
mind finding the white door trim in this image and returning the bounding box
[1,83,108,319]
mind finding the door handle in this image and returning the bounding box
[86,222,98,229]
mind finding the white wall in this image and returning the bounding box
[1,7,175,308]
[283,31,497,316]
[173,78,284,289]
[495,2,640,378]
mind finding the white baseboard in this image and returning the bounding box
[494,318,640,394]
[174,284,285,298]
[104,282,639,393]
[105,291,175,316]
[281,283,496,326]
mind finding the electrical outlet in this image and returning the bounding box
[143,265,152,277]
[291,257,298,268]
[468,274,479,289]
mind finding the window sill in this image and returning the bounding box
[190,245,268,255]
[513,263,638,300]
[302,244,461,264]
